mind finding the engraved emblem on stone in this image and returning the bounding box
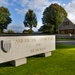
[1,40,11,53]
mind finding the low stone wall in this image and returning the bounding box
[0,35,55,66]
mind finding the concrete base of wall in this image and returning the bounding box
[40,52,51,57]
[10,58,27,66]
[44,52,52,57]
[10,52,51,66]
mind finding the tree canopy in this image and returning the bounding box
[23,9,37,32]
[0,6,12,33]
[39,3,67,33]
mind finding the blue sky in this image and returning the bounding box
[0,0,75,32]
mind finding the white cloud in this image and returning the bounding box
[19,0,29,7]
[15,0,63,16]
[0,0,9,6]
[27,0,50,10]
[51,1,61,5]
[15,0,51,14]
[12,0,17,2]
[15,1,46,19]
[0,0,14,7]
[15,8,28,15]
[64,0,75,23]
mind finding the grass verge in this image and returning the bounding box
[0,44,75,75]
[56,38,75,41]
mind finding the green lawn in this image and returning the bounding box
[0,44,75,75]
[56,38,75,41]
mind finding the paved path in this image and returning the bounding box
[56,40,75,45]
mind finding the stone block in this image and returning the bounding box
[10,58,27,66]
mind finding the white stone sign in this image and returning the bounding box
[0,35,55,66]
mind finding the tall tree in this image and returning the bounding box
[23,9,37,31]
[38,23,54,33]
[0,6,12,33]
[41,3,67,33]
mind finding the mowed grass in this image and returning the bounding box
[0,44,75,75]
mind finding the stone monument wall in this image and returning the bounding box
[0,35,55,66]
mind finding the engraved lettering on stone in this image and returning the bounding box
[36,43,41,46]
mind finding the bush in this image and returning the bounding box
[6,30,15,33]
[23,29,34,34]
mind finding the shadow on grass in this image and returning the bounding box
[27,54,45,59]
[0,55,44,68]
[0,62,12,68]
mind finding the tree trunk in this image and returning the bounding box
[30,27,32,30]
[1,29,4,33]
[30,24,32,31]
